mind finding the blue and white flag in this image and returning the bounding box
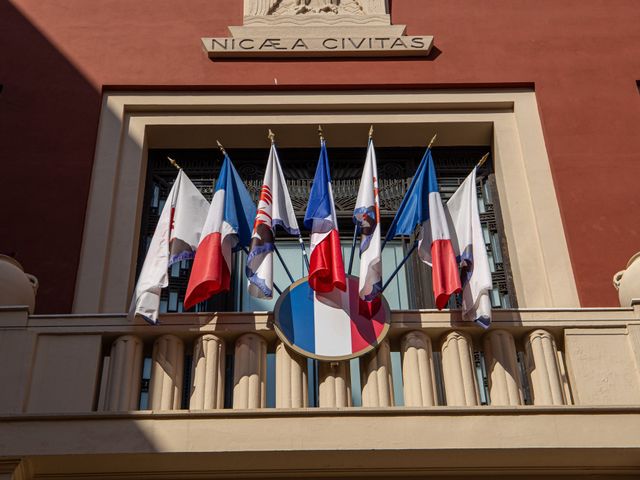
[354,139,382,303]
[446,167,493,328]
[246,143,300,298]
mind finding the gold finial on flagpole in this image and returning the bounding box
[476,153,490,169]
[167,156,181,170]
[427,133,437,150]
[368,125,374,139]
[216,140,227,156]
[268,129,276,144]
[318,125,325,141]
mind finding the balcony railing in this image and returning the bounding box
[2,304,639,415]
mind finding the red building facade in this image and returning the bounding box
[1,0,640,312]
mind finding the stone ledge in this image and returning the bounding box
[3,410,640,477]
[3,404,640,421]
[229,23,406,38]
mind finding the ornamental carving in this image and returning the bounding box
[203,0,434,58]
[245,0,388,16]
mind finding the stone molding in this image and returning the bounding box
[3,410,640,477]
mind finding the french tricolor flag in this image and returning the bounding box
[184,154,256,309]
[277,277,386,358]
[303,139,346,293]
[385,147,461,309]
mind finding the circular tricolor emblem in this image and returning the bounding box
[273,275,391,361]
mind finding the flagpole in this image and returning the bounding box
[273,244,295,284]
[476,152,489,169]
[347,225,359,275]
[381,133,437,253]
[216,140,227,157]
[167,156,182,171]
[298,236,310,273]
[380,239,418,294]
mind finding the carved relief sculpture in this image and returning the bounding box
[209,0,435,57]
[245,0,388,16]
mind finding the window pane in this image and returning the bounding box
[350,358,362,407]
[391,351,404,406]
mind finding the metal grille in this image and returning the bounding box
[138,146,517,312]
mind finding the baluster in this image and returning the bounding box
[524,329,566,405]
[149,335,184,411]
[275,342,308,408]
[103,335,143,411]
[318,361,351,407]
[360,339,394,407]
[440,331,480,406]
[401,331,438,407]
[483,330,523,405]
[233,333,267,409]
[190,334,225,410]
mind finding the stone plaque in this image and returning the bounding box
[201,0,434,58]
[202,36,433,57]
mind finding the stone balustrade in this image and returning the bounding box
[96,324,571,410]
[3,306,640,414]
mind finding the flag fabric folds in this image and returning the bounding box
[446,167,493,328]
[246,143,300,298]
[184,154,256,309]
[129,170,209,323]
[303,139,346,293]
[385,148,461,309]
[354,139,383,306]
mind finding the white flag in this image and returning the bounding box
[246,143,300,298]
[354,140,382,302]
[446,167,493,327]
[129,170,209,323]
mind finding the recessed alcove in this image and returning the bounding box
[73,90,578,314]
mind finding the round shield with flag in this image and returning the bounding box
[273,275,391,361]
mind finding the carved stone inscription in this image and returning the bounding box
[202,0,433,58]
[202,35,432,57]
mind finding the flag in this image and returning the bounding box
[246,143,300,298]
[129,170,209,323]
[385,148,461,309]
[303,139,346,293]
[354,139,382,314]
[446,167,493,328]
[277,277,387,358]
[184,154,256,309]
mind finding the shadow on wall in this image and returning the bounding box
[0,2,102,313]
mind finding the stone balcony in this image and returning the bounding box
[2,305,640,478]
